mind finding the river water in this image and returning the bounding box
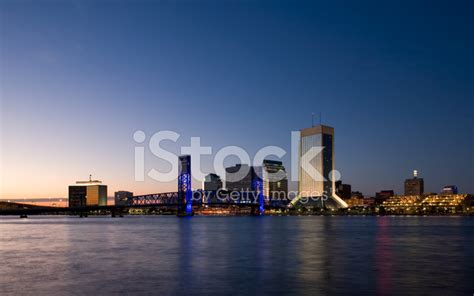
[1,216,473,295]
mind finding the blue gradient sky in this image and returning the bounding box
[1,0,473,198]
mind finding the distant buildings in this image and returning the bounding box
[375,190,394,204]
[115,191,133,206]
[351,191,364,199]
[224,160,287,205]
[262,160,288,205]
[203,173,223,204]
[335,181,352,200]
[441,185,458,195]
[203,173,223,191]
[225,164,261,203]
[298,125,347,207]
[404,170,424,196]
[68,176,107,207]
[381,194,473,215]
[225,164,256,192]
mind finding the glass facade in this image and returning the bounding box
[299,132,324,197]
[262,160,288,205]
[322,133,333,197]
[68,184,107,207]
[298,125,348,208]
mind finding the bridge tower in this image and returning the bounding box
[252,170,264,215]
[177,155,193,217]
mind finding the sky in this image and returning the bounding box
[1,0,473,199]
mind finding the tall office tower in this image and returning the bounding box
[261,160,288,205]
[68,176,107,207]
[203,173,223,191]
[404,170,424,196]
[114,191,133,206]
[298,125,348,208]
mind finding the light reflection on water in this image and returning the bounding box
[0,216,473,295]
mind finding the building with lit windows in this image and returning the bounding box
[404,170,424,195]
[441,185,458,195]
[297,125,347,208]
[262,160,288,205]
[380,194,473,214]
[68,176,107,207]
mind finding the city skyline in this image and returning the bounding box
[1,1,473,199]
[1,2,473,296]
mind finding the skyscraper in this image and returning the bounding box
[404,170,424,196]
[225,163,264,213]
[225,164,259,203]
[298,125,348,208]
[262,160,288,205]
[203,173,223,204]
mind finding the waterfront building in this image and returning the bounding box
[115,191,133,206]
[68,176,107,207]
[346,196,365,207]
[404,170,424,195]
[381,194,472,215]
[381,195,423,214]
[298,125,348,208]
[420,194,471,213]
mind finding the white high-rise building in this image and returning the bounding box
[298,125,347,208]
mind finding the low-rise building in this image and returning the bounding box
[115,191,133,206]
[69,176,107,207]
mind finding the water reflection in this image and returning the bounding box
[0,216,473,295]
[375,217,392,295]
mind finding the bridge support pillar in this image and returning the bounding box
[177,155,193,217]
